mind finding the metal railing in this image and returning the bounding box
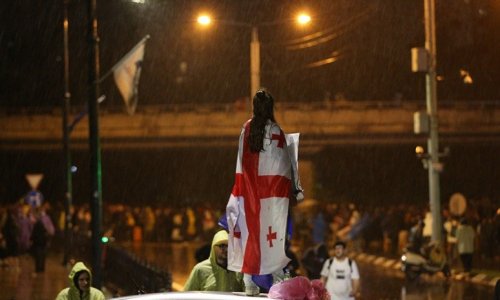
[104,245,172,295]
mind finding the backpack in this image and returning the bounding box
[327,257,353,273]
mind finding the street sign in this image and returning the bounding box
[449,193,467,216]
[25,190,44,207]
[25,173,44,190]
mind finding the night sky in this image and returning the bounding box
[0,0,499,207]
[1,0,499,108]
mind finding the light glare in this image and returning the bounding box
[297,14,311,25]
[197,15,211,26]
[415,146,424,155]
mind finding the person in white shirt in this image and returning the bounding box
[455,218,475,273]
[320,241,360,300]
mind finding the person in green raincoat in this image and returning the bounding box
[55,261,105,300]
[184,230,244,292]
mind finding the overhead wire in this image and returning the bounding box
[286,8,373,50]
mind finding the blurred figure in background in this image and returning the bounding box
[443,215,459,267]
[456,218,475,274]
[1,205,20,268]
[408,219,425,254]
[30,207,54,274]
[320,241,360,300]
[301,243,329,279]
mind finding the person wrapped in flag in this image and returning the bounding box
[226,89,303,296]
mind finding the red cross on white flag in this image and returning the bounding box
[267,226,277,247]
[226,120,292,275]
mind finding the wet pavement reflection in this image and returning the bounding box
[0,253,69,300]
[121,242,495,299]
[358,261,494,300]
[120,241,202,288]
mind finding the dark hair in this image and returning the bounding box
[73,270,89,291]
[334,241,347,248]
[316,243,328,257]
[249,89,276,152]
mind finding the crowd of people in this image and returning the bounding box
[1,195,498,275]
[294,197,500,274]
[0,201,55,274]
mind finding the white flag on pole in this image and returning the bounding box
[112,35,150,115]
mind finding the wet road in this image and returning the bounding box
[121,242,495,299]
[357,262,494,300]
[120,241,201,289]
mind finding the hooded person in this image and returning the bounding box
[55,261,105,300]
[183,229,244,292]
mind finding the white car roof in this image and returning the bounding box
[113,291,268,300]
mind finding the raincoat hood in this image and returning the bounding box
[209,229,228,269]
[68,262,93,298]
[183,229,244,292]
[55,262,105,300]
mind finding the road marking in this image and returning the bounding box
[365,255,376,262]
[471,273,487,283]
[374,257,386,265]
[383,259,395,268]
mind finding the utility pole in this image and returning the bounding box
[424,0,442,243]
[250,26,260,113]
[62,0,73,266]
[86,0,103,288]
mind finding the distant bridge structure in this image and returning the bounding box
[1,101,499,151]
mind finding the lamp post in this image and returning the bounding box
[412,0,442,243]
[86,0,103,288]
[424,0,442,244]
[250,26,260,102]
[197,13,311,112]
[414,0,442,243]
[62,0,73,266]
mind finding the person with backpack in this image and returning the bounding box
[320,241,360,300]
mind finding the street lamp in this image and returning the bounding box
[197,14,211,26]
[62,0,73,266]
[296,13,312,25]
[250,26,259,102]
[423,0,442,244]
[197,13,311,111]
[86,0,103,287]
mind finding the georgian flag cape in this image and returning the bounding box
[226,119,292,275]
